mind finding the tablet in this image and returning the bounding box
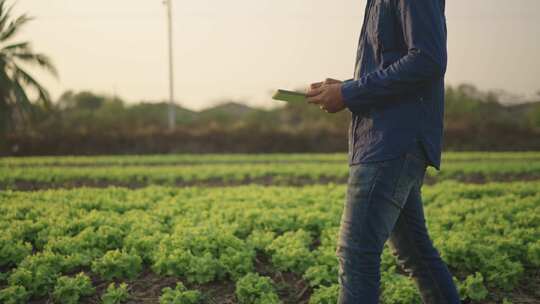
[272,89,307,103]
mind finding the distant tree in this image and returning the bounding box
[528,103,540,130]
[0,0,58,133]
[58,91,105,111]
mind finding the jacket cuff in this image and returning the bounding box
[341,79,360,110]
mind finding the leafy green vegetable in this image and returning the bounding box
[159,282,201,304]
[380,271,421,304]
[152,227,254,283]
[101,282,130,304]
[457,272,489,301]
[52,272,95,304]
[8,251,64,297]
[246,230,276,250]
[0,285,29,304]
[266,230,314,273]
[309,284,339,304]
[0,237,32,267]
[91,250,142,280]
[527,240,540,266]
[235,273,281,304]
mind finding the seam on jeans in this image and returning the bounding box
[400,191,447,303]
[387,196,404,211]
[338,162,383,252]
[365,162,384,216]
[390,155,409,209]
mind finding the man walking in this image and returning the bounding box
[306,0,460,303]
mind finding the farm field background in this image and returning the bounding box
[1,152,539,304]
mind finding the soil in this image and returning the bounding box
[489,266,540,304]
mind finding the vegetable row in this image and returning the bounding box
[1,181,539,303]
[2,161,540,189]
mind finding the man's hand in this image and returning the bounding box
[309,78,342,91]
[306,78,346,114]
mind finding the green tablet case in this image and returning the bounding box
[272,89,307,103]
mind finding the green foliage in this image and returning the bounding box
[91,250,142,281]
[431,190,533,291]
[58,91,105,110]
[159,282,201,304]
[0,177,539,303]
[0,0,57,133]
[101,283,130,304]
[444,84,517,128]
[303,227,340,287]
[3,155,540,188]
[0,236,32,266]
[380,272,421,304]
[457,272,488,301]
[527,240,540,266]
[266,229,314,273]
[0,285,29,304]
[45,225,125,270]
[235,273,281,304]
[303,263,335,288]
[308,284,339,304]
[303,247,338,287]
[0,271,8,283]
[123,232,164,263]
[152,227,254,283]
[52,272,95,304]
[526,102,540,130]
[246,230,276,250]
[7,251,64,297]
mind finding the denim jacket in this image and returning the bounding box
[341,0,447,170]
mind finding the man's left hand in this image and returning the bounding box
[306,82,347,114]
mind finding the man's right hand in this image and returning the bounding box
[308,78,343,92]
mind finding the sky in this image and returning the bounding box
[7,0,540,110]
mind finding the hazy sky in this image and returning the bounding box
[8,0,540,110]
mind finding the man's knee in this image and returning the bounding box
[336,244,382,275]
[389,237,441,276]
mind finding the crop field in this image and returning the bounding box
[1,153,539,304]
[2,153,540,190]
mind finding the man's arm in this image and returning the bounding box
[341,0,446,108]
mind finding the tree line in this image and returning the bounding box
[1,84,539,156]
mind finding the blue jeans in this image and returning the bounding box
[336,142,460,303]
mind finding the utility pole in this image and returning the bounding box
[164,0,175,130]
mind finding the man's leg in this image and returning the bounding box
[336,150,427,303]
[387,167,460,303]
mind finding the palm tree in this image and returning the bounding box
[0,0,58,133]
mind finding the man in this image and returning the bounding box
[306,0,460,303]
